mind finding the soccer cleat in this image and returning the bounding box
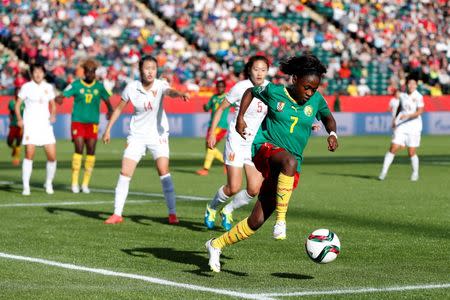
[104,214,124,224]
[273,220,287,240]
[72,185,80,193]
[196,168,209,176]
[378,172,387,181]
[81,185,90,194]
[12,158,20,166]
[205,239,221,273]
[411,172,419,181]
[22,188,30,196]
[168,213,179,224]
[220,209,233,231]
[45,183,54,195]
[204,204,217,229]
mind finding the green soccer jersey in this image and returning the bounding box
[8,99,24,127]
[251,82,331,172]
[205,93,230,129]
[63,79,111,124]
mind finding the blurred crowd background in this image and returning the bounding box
[1,0,449,97]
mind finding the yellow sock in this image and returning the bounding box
[213,148,224,163]
[212,218,255,249]
[203,148,216,170]
[72,153,82,186]
[82,155,96,187]
[276,173,295,222]
[13,146,21,159]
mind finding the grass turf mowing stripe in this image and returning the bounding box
[259,283,450,297]
[0,252,274,300]
[0,181,210,201]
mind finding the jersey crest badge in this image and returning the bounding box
[303,105,313,117]
[94,89,99,95]
[277,102,285,112]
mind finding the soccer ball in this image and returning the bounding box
[305,229,341,263]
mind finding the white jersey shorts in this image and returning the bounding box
[224,130,254,168]
[22,123,56,146]
[392,128,421,148]
[123,135,170,162]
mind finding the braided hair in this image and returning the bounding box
[279,55,327,78]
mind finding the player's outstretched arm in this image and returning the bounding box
[321,114,338,152]
[102,100,127,144]
[235,88,253,140]
[165,89,190,102]
[207,99,231,149]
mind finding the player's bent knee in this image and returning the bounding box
[247,214,264,231]
[282,156,298,174]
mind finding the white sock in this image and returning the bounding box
[381,152,395,175]
[113,174,131,216]
[411,155,419,174]
[22,159,33,190]
[46,161,57,186]
[209,185,230,210]
[222,189,253,214]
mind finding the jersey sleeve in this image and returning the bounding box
[160,80,170,95]
[62,83,76,97]
[48,85,56,100]
[226,82,244,104]
[8,100,14,111]
[17,85,27,100]
[121,83,133,102]
[204,96,214,111]
[99,83,112,101]
[416,93,424,108]
[315,93,331,120]
[251,82,274,105]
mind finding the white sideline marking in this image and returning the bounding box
[0,252,273,300]
[260,283,450,297]
[0,199,157,208]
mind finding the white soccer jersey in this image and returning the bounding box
[18,80,56,145]
[18,80,55,127]
[121,79,170,142]
[395,90,424,133]
[227,79,269,144]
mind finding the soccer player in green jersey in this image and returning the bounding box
[56,59,113,194]
[205,54,338,272]
[7,88,24,166]
[196,79,230,176]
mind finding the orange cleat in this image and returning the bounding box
[196,168,209,176]
[104,214,124,224]
[168,214,179,224]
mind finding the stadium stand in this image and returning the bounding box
[0,0,448,95]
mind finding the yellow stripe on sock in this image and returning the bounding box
[72,153,82,186]
[276,173,295,222]
[213,148,224,163]
[82,155,96,187]
[203,148,215,170]
[212,218,255,249]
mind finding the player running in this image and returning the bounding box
[7,88,24,166]
[16,64,58,196]
[379,79,424,181]
[102,55,189,225]
[205,54,338,272]
[196,79,230,176]
[203,55,269,231]
[56,59,113,194]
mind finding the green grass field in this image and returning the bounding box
[0,136,449,299]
